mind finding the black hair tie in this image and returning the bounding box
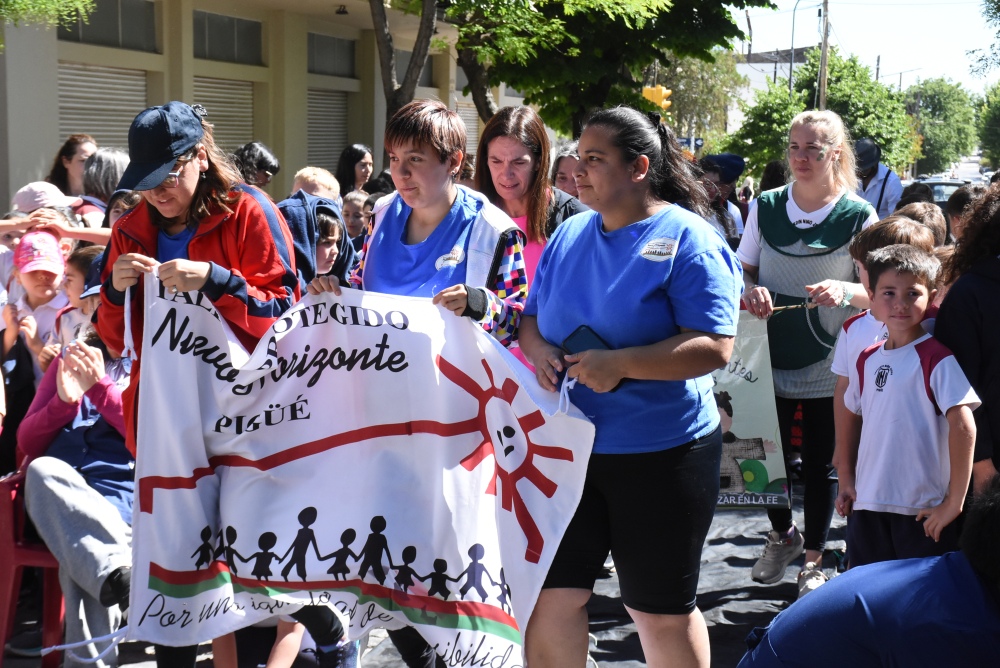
[646,111,662,127]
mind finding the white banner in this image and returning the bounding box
[128,273,595,665]
[713,312,790,509]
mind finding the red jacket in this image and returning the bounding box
[96,186,299,454]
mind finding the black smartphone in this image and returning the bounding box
[560,325,622,392]
[561,325,612,355]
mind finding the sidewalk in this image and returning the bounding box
[7,490,843,667]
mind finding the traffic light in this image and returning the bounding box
[642,85,672,111]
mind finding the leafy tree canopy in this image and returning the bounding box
[905,78,977,174]
[453,0,773,136]
[725,48,916,180]
[0,0,93,48]
[978,81,1000,168]
[653,49,748,150]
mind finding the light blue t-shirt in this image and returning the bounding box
[363,188,482,298]
[525,205,742,454]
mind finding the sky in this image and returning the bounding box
[735,0,1000,96]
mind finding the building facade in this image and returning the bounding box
[0,0,524,204]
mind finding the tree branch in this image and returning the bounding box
[457,47,498,122]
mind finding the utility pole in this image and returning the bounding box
[789,0,803,95]
[818,0,830,110]
[875,55,880,81]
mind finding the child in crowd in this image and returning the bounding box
[836,245,978,566]
[360,192,385,253]
[316,210,342,277]
[893,201,947,247]
[341,190,368,242]
[830,218,937,486]
[18,327,133,668]
[291,166,341,202]
[2,230,68,375]
[56,245,105,348]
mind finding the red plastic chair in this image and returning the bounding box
[0,470,64,668]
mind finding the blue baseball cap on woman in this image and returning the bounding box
[117,101,204,192]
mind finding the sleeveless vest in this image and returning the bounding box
[756,186,873,398]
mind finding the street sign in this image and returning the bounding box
[676,137,704,149]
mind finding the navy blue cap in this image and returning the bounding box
[705,153,746,184]
[80,252,106,299]
[118,101,204,191]
[855,138,880,172]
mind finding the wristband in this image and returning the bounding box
[838,281,854,308]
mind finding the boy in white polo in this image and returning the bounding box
[837,244,979,566]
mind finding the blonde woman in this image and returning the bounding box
[738,111,877,597]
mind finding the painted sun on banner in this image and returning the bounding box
[128,273,595,665]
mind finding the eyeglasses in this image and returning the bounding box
[255,170,274,186]
[158,159,192,189]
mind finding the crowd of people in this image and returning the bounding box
[1,96,998,668]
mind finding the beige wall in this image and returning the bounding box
[0,0,462,205]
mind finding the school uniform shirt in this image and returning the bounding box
[830,305,938,377]
[525,205,742,454]
[15,291,69,385]
[55,306,92,349]
[0,246,24,306]
[846,334,980,514]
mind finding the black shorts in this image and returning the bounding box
[847,509,961,568]
[542,426,722,615]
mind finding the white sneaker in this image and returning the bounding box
[797,562,828,598]
[751,527,805,584]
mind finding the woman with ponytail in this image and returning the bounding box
[739,111,876,597]
[518,107,742,667]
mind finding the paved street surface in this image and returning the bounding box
[8,488,843,668]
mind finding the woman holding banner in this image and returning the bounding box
[308,99,527,667]
[98,102,355,667]
[738,110,877,597]
[517,107,741,667]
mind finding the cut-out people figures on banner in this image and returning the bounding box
[358,516,393,585]
[496,568,512,614]
[192,526,214,570]
[392,546,421,594]
[245,532,283,581]
[193,514,517,613]
[458,544,499,602]
[419,559,460,600]
[281,507,322,581]
[216,526,246,575]
[321,528,360,580]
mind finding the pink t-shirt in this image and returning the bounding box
[512,215,545,286]
[511,215,544,370]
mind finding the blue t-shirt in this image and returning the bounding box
[738,553,1000,667]
[363,188,482,298]
[524,206,741,454]
[157,225,196,262]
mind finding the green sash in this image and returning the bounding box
[757,187,873,257]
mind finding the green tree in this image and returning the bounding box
[978,81,1000,168]
[654,49,748,143]
[971,0,1000,75]
[723,82,805,180]
[368,0,439,125]
[0,0,94,48]
[905,79,977,174]
[457,0,773,136]
[725,48,916,179]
